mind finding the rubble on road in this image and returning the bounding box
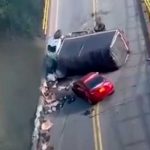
[31,79,75,150]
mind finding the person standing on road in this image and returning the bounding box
[43,55,57,81]
[94,16,106,32]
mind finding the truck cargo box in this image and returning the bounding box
[56,29,130,76]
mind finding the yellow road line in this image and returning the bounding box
[95,105,100,150]
[92,108,98,150]
[42,0,51,34]
[42,0,48,30]
[44,0,50,34]
[96,104,103,150]
[92,104,103,150]
[91,105,100,150]
[91,0,103,149]
[144,0,150,14]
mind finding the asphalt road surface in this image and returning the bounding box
[57,0,93,34]
[49,0,150,150]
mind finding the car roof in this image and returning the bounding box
[80,72,101,83]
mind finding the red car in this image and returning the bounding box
[72,72,114,104]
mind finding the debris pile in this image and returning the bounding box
[31,79,75,150]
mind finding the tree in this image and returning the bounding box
[0,0,43,37]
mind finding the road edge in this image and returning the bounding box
[31,0,58,149]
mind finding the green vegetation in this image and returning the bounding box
[0,0,43,37]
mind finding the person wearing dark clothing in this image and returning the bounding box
[94,16,106,32]
[54,29,62,39]
[43,55,57,80]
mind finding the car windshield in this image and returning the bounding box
[85,76,104,89]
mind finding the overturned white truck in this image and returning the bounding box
[55,29,130,77]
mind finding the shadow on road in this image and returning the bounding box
[50,96,92,117]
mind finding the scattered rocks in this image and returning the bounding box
[31,79,76,150]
